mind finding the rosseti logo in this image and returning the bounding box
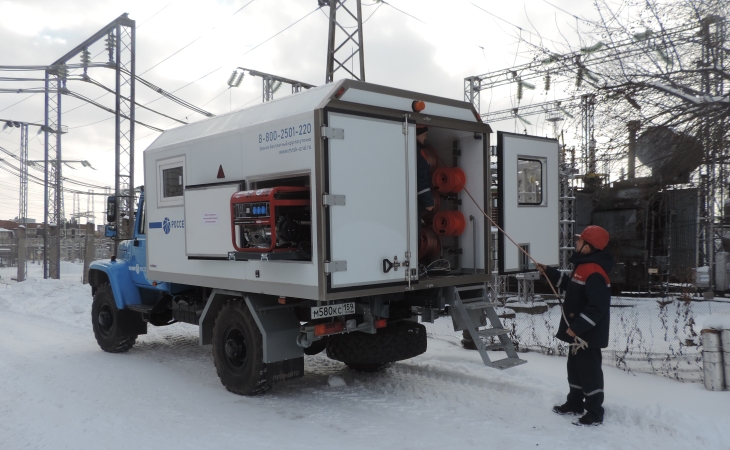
[159,218,184,234]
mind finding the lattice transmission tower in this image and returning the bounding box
[322,0,365,83]
[43,14,136,278]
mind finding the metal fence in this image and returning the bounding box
[423,278,730,382]
[0,235,113,276]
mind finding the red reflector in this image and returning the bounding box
[335,87,346,98]
[217,165,225,179]
[314,321,344,337]
[278,297,286,305]
[374,318,387,329]
[412,100,426,112]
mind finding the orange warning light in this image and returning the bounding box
[314,321,345,337]
[412,100,426,112]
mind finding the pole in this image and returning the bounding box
[16,226,26,282]
[83,222,95,284]
[627,120,640,180]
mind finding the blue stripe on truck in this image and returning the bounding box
[149,222,162,229]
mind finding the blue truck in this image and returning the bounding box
[88,80,529,396]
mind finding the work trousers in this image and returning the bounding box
[565,348,604,420]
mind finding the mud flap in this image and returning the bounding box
[266,357,304,385]
[117,309,148,336]
[245,295,304,363]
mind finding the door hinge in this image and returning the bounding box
[321,126,344,140]
[322,194,346,206]
[324,261,347,273]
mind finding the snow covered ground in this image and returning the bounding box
[1,263,729,449]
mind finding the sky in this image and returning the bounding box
[0,0,603,224]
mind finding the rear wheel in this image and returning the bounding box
[91,283,137,353]
[212,300,269,395]
[326,320,427,371]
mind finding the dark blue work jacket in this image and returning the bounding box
[543,249,614,348]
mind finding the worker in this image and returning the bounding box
[536,225,614,426]
[416,125,434,217]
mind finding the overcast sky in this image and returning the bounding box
[0,0,602,224]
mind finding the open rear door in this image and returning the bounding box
[325,111,417,291]
[497,132,560,273]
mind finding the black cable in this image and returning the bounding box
[137,0,178,29]
[139,0,256,76]
[127,71,214,118]
[0,156,109,191]
[64,91,164,132]
[142,6,321,112]
[83,76,188,124]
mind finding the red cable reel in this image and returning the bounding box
[432,210,466,237]
[432,167,466,194]
[419,226,441,261]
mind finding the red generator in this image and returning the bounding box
[230,186,312,261]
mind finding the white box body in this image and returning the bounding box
[142,80,552,300]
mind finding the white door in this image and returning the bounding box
[327,112,417,289]
[497,132,560,273]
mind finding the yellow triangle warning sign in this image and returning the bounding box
[217,165,225,179]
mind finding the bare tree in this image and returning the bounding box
[523,0,728,181]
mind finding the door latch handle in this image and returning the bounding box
[383,256,401,273]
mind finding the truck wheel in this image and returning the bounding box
[212,300,269,396]
[326,321,427,371]
[91,283,137,353]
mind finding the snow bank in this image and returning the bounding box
[0,262,91,330]
[699,313,730,331]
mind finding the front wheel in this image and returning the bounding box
[212,300,269,395]
[91,283,137,353]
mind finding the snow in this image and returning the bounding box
[1,263,729,449]
[700,313,730,331]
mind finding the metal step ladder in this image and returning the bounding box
[451,284,526,370]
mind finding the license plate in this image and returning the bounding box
[311,302,355,319]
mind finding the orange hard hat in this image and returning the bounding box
[576,225,610,250]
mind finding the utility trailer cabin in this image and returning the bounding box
[89,80,557,395]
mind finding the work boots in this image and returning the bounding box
[552,402,584,416]
[573,412,603,426]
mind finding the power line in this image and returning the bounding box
[137,0,179,29]
[380,1,427,24]
[64,91,164,132]
[143,6,321,111]
[0,157,109,192]
[68,5,320,133]
[83,76,189,124]
[139,0,256,76]
[0,94,37,113]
